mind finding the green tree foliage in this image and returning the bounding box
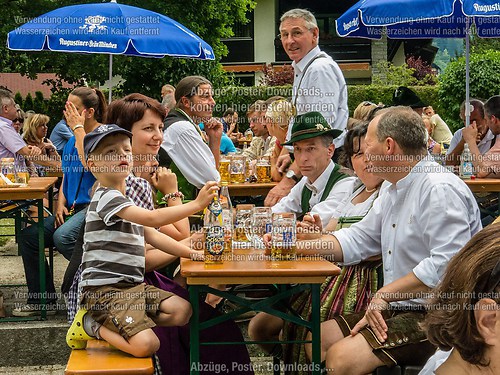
[14,92,23,108]
[24,93,34,111]
[1,0,255,99]
[438,49,500,131]
[372,61,419,86]
[33,91,46,114]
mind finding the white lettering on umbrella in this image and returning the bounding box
[474,3,500,12]
[58,38,117,50]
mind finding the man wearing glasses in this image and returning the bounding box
[0,89,41,167]
[265,8,348,207]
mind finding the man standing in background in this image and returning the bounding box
[265,8,348,206]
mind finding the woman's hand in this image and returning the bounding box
[55,204,69,228]
[151,167,178,194]
[64,101,86,130]
[297,213,322,240]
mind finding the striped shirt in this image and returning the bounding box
[80,187,145,287]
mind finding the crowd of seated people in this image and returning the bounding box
[2,71,500,375]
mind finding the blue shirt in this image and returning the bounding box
[220,133,236,154]
[61,136,96,207]
[50,119,73,155]
[198,122,236,154]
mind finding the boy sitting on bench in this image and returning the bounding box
[66,124,217,357]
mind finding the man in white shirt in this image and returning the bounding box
[299,107,481,374]
[160,76,221,200]
[265,8,348,207]
[271,111,354,227]
[242,100,276,161]
[446,99,495,166]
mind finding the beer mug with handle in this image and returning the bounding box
[271,212,297,260]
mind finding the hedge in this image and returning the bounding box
[213,84,441,132]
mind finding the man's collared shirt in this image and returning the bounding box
[271,160,354,226]
[0,116,28,168]
[242,136,276,161]
[448,127,495,155]
[288,45,349,148]
[480,134,500,176]
[335,158,482,307]
[162,114,220,189]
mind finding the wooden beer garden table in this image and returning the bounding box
[227,181,277,197]
[0,177,58,320]
[464,178,500,193]
[465,178,500,218]
[181,248,340,375]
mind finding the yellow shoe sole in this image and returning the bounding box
[66,308,93,349]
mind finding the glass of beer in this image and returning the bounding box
[271,212,297,260]
[234,204,254,243]
[256,157,271,183]
[244,128,253,142]
[230,155,245,183]
[251,207,272,249]
[219,155,231,183]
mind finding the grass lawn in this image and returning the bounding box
[0,218,15,247]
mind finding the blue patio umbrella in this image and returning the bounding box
[7,0,215,101]
[336,0,500,125]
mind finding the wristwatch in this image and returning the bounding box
[285,169,301,183]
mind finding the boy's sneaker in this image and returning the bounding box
[12,303,57,317]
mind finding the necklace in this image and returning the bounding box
[365,186,377,193]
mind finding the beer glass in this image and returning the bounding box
[230,155,245,183]
[234,204,254,243]
[219,155,231,183]
[271,212,297,260]
[256,157,271,183]
[251,207,272,249]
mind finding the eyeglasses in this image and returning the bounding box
[473,259,500,303]
[277,29,307,40]
[13,118,24,124]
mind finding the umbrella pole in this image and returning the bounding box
[108,54,113,104]
[465,18,470,127]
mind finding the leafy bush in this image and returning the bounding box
[372,60,437,86]
[439,49,500,131]
[259,64,294,86]
[372,61,418,86]
[406,56,437,85]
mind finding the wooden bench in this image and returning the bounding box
[65,340,154,375]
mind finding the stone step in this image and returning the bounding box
[0,318,70,367]
[0,365,66,374]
